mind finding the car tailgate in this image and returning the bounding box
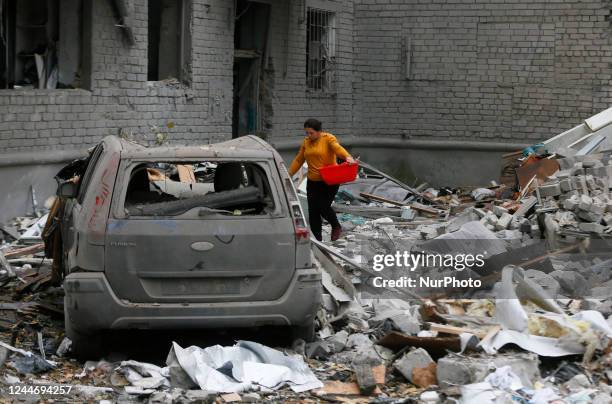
[104,216,295,303]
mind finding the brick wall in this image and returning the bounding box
[352,0,612,143]
[1,0,611,155]
[263,0,355,141]
[0,0,234,153]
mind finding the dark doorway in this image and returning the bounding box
[232,0,270,138]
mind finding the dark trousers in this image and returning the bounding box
[307,180,340,241]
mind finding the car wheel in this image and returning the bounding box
[292,320,316,343]
[64,307,105,361]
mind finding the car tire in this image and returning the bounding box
[292,320,316,343]
[64,306,104,361]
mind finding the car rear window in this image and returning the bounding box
[122,161,275,217]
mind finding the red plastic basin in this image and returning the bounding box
[319,162,358,185]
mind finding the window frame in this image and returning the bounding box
[147,0,192,85]
[113,159,284,220]
[0,0,91,91]
[305,7,336,93]
[76,144,104,204]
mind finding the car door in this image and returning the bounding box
[63,144,104,273]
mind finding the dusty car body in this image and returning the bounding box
[55,135,320,357]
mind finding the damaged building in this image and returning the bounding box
[2,0,612,217]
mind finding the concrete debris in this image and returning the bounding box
[437,353,540,388]
[393,347,434,384]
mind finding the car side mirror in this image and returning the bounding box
[58,181,78,198]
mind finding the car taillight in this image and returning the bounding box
[291,203,310,242]
[278,161,310,243]
[296,227,310,241]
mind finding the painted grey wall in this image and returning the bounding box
[279,143,507,188]
[0,163,65,224]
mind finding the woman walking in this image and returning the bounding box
[289,119,355,241]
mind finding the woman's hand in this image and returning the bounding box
[346,156,356,164]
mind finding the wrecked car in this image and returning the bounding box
[50,135,321,357]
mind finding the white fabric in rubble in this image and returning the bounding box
[471,188,496,201]
[169,340,322,393]
[484,366,523,391]
[118,360,170,389]
[460,367,523,403]
[460,382,514,404]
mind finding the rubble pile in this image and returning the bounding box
[1,109,612,402]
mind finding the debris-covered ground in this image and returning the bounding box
[2,109,612,403]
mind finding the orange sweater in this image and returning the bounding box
[289,133,351,181]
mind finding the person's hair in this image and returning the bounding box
[304,118,322,132]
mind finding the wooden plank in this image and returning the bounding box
[359,192,440,216]
[333,204,402,218]
[376,331,461,356]
[359,192,404,206]
[428,322,489,339]
[4,243,45,259]
[14,272,51,294]
[478,325,502,349]
[411,202,440,216]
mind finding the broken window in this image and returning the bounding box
[147,0,191,83]
[306,8,335,92]
[0,0,89,89]
[123,161,275,217]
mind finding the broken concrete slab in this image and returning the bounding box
[512,196,538,219]
[579,222,605,234]
[326,330,349,353]
[549,270,588,297]
[578,194,593,210]
[495,213,513,231]
[563,194,580,210]
[577,210,603,223]
[538,182,562,197]
[436,353,540,388]
[393,348,434,384]
[491,205,508,217]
